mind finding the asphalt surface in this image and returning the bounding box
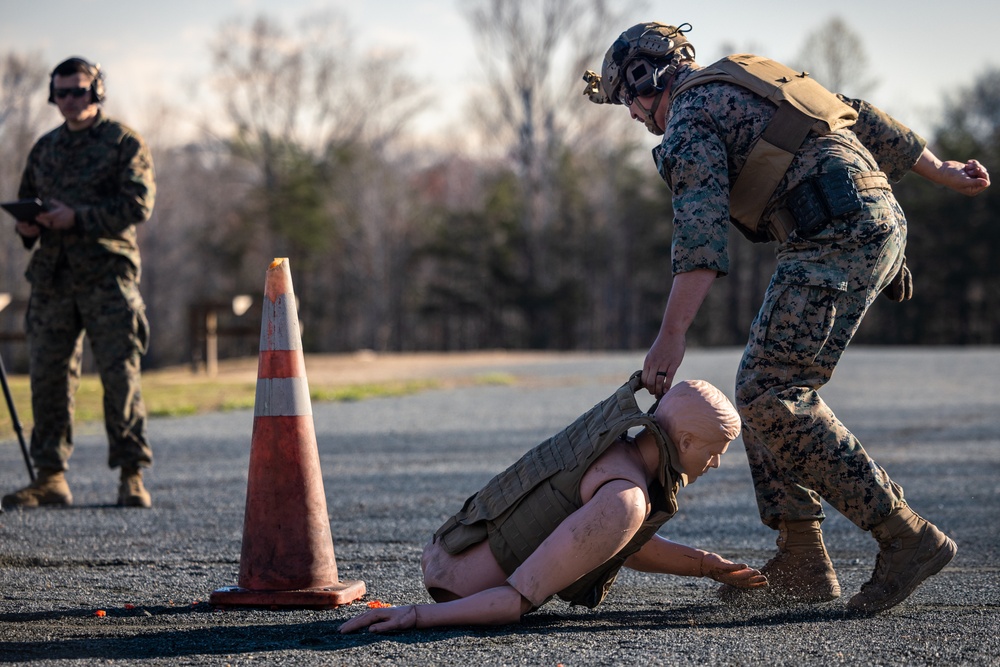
[1,348,998,666]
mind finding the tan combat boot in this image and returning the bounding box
[118,467,152,508]
[719,519,841,604]
[847,504,956,614]
[1,469,73,509]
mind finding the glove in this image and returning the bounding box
[883,257,913,302]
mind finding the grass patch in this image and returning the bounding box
[0,373,468,442]
[310,379,440,403]
[144,381,259,418]
[473,372,516,386]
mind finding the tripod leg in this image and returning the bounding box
[0,352,34,482]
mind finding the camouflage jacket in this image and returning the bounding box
[652,62,925,276]
[17,112,156,286]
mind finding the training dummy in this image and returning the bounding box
[341,374,765,633]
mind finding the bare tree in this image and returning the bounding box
[463,0,633,160]
[205,11,429,353]
[0,52,54,367]
[794,17,878,98]
[210,12,428,165]
[461,0,636,345]
[0,52,51,209]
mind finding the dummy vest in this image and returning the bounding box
[669,54,858,240]
[433,371,681,608]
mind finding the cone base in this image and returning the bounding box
[209,580,366,609]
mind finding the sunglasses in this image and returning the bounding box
[53,87,90,99]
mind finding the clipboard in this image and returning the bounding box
[1,198,46,222]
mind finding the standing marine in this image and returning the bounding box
[582,21,990,614]
[3,56,156,510]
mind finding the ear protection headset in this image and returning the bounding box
[48,57,105,104]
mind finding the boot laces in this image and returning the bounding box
[861,538,901,590]
[761,550,790,573]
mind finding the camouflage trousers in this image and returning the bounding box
[26,265,151,472]
[735,191,907,532]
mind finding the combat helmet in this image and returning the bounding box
[583,22,695,135]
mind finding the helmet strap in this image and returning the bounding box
[638,88,667,136]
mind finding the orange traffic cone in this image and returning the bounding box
[210,258,365,608]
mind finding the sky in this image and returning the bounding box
[2,0,998,144]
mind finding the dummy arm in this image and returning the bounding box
[338,584,531,633]
[624,534,767,589]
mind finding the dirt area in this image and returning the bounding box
[154,349,613,387]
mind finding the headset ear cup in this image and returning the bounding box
[91,65,105,103]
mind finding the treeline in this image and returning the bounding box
[1,5,998,374]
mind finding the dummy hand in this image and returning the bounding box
[339,604,418,634]
[700,552,768,589]
[34,198,78,231]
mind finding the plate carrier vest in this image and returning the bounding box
[669,54,858,240]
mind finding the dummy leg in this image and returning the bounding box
[421,538,509,602]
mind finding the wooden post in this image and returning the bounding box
[205,309,218,378]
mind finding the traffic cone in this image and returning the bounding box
[210,258,365,608]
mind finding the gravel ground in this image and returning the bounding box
[1,348,998,666]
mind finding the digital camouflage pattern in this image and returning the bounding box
[18,112,155,277]
[838,95,927,183]
[652,62,925,531]
[17,112,155,472]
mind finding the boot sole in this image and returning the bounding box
[847,536,958,614]
[118,498,152,508]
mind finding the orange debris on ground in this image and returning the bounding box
[94,610,106,617]
[366,600,393,608]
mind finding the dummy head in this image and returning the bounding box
[655,380,741,483]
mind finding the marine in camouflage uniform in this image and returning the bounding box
[656,70,916,535]
[585,22,989,614]
[3,57,155,510]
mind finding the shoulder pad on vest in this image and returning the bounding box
[671,54,857,135]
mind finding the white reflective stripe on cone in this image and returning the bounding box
[254,377,313,417]
[260,293,302,352]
